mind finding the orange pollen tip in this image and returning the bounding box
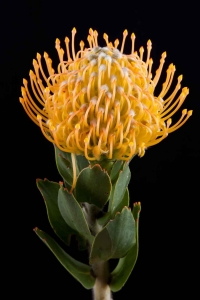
[75,124,80,129]
[23,78,28,85]
[188,110,193,116]
[182,109,187,115]
[36,53,41,59]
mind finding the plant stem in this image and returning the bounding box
[92,261,113,300]
[83,203,113,300]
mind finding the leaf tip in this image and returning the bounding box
[122,206,129,212]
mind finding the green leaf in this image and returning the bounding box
[34,228,95,289]
[114,187,130,214]
[108,182,116,212]
[110,202,141,292]
[36,179,87,250]
[108,184,129,217]
[58,187,94,244]
[76,155,89,173]
[110,164,131,217]
[110,160,124,183]
[97,160,115,174]
[97,211,111,227]
[104,188,129,225]
[54,146,73,187]
[75,165,112,209]
[90,207,135,264]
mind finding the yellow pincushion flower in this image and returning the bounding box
[20,28,192,161]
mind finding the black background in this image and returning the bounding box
[2,1,199,298]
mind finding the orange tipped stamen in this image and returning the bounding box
[121,29,128,53]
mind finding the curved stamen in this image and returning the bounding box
[121,29,128,53]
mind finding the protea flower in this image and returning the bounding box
[20,28,192,161]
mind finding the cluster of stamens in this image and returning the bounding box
[20,28,192,160]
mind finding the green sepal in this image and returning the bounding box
[58,187,94,245]
[90,207,135,264]
[34,228,95,289]
[110,164,131,216]
[36,179,87,250]
[110,202,141,292]
[75,164,112,209]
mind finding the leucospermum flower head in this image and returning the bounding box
[20,28,192,161]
